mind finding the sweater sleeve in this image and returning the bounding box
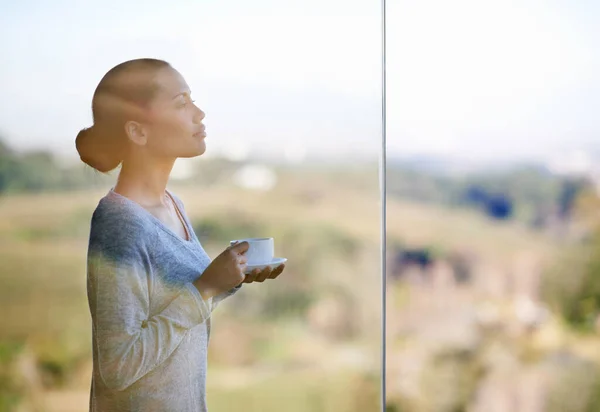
[211,283,243,309]
[87,214,214,392]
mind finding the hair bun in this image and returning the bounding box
[75,125,123,173]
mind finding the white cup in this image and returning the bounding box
[229,237,274,265]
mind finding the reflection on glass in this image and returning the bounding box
[385,1,600,411]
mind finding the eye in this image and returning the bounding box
[178,98,196,108]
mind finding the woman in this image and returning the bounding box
[77,58,285,412]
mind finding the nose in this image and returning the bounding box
[193,106,205,124]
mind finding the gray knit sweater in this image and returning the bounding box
[86,188,242,411]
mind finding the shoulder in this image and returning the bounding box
[89,192,157,259]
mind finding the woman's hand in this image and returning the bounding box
[242,264,285,283]
[194,241,249,299]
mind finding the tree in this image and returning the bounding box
[0,138,20,195]
[541,187,600,331]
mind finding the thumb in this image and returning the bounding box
[231,241,250,254]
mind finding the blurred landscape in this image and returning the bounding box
[385,156,600,412]
[1,0,598,409]
[1,137,600,412]
[0,137,382,412]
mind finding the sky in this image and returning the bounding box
[0,0,597,164]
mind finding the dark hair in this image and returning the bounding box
[75,58,171,173]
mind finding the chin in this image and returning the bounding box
[197,141,207,155]
[189,142,206,157]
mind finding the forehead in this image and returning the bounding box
[152,67,190,99]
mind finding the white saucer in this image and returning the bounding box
[245,257,287,274]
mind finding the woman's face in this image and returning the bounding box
[141,66,207,159]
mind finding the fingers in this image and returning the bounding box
[229,241,250,255]
[255,266,271,282]
[242,264,286,284]
[244,267,261,283]
[237,254,248,282]
[269,263,285,279]
[239,259,248,274]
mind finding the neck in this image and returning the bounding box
[115,152,176,207]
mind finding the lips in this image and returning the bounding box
[193,125,206,138]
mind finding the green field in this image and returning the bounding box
[2,167,596,412]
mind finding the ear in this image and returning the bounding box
[124,120,148,146]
